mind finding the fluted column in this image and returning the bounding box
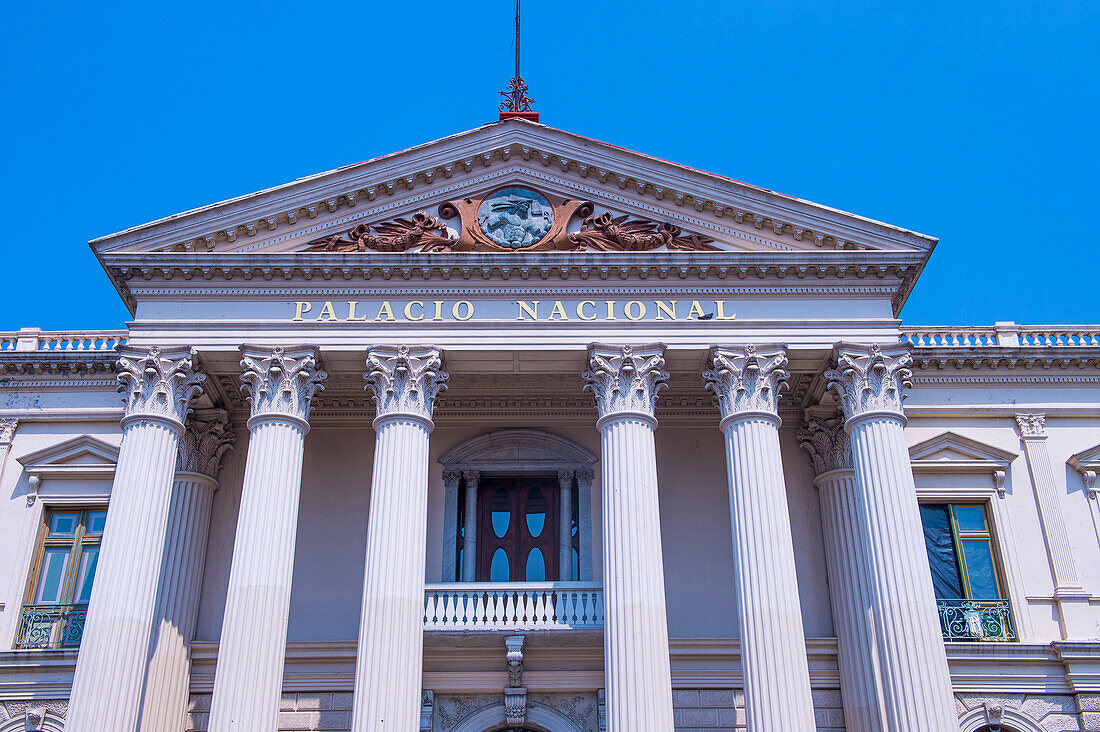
[798,413,883,732]
[351,346,448,732]
[462,469,479,582]
[139,410,235,732]
[583,343,675,732]
[558,470,574,581]
[703,345,816,732]
[208,346,326,732]
[826,343,957,732]
[67,347,206,732]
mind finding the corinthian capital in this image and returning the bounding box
[0,419,18,445]
[583,343,668,424]
[797,413,852,475]
[1015,413,1046,438]
[178,409,236,479]
[364,346,448,425]
[825,343,913,421]
[117,346,206,428]
[702,345,789,424]
[239,345,327,428]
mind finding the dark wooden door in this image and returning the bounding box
[476,475,559,582]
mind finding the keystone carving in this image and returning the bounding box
[583,343,668,421]
[117,346,206,427]
[365,345,449,423]
[702,345,789,420]
[825,343,913,420]
[797,413,852,475]
[239,345,327,425]
[178,409,236,479]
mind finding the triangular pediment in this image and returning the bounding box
[16,435,120,475]
[1069,444,1100,474]
[909,432,1017,473]
[91,119,936,258]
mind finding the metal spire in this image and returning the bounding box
[499,0,538,121]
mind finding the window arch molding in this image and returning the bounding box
[448,700,585,732]
[439,429,597,582]
[958,704,1045,732]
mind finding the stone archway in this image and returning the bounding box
[448,701,585,732]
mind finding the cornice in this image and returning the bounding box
[101,250,924,315]
[911,347,1100,372]
[90,120,935,259]
[0,352,116,376]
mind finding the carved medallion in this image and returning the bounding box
[477,188,552,249]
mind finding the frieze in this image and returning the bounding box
[304,187,715,253]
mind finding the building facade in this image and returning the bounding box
[0,119,1098,732]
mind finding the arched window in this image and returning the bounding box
[439,429,596,583]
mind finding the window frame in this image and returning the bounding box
[923,501,1007,602]
[25,506,105,609]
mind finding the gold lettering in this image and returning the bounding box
[688,300,707,319]
[452,300,474,321]
[624,300,646,321]
[655,300,677,320]
[316,301,338,322]
[292,301,312,322]
[433,300,444,322]
[604,300,617,320]
[577,300,598,320]
[347,301,368,322]
[517,300,540,320]
[375,301,396,322]
[548,301,569,320]
[404,301,424,321]
[715,300,736,321]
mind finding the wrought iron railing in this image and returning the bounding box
[14,604,87,649]
[937,599,1016,641]
[424,582,604,630]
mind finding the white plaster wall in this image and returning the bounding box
[0,415,121,648]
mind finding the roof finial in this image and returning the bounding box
[499,0,538,122]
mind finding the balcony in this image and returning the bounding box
[14,604,87,649]
[937,599,1016,642]
[424,582,604,631]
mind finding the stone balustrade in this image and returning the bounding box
[0,328,128,352]
[423,582,604,630]
[901,323,1100,348]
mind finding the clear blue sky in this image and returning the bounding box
[3,0,1097,329]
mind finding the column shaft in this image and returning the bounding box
[208,419,306,731]
[600,415,676,732]
[462,470,479,582]
[847,414,957,730]
[351,345,447,732]
[66,418,183,731]
[351,418,431,730]
[722,416,816,731]
[67,346,204,732]
[559,470,573,581]
[139,472,217,732]
[816,469,884,732]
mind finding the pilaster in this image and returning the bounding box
[208,346,325,732]
[352,346,448,732]
[1015,413,1092,638]
[703,345,815,732]
[67,347,205,732]
[825,342,957,732]
[583,342,675,732]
